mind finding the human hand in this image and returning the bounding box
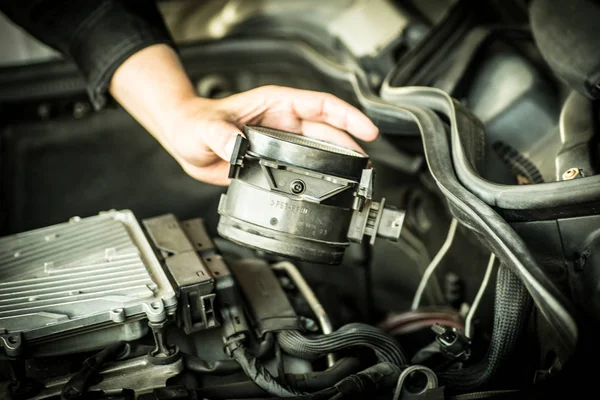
[165,86,379,185]
[110,45,378,185]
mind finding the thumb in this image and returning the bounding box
[202,120,246,163]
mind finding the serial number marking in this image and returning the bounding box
[270,200,309,214]
[297,220,328,235]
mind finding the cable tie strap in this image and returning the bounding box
[223,333,246,358]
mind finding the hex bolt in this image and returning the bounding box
[562,168,584,180]
[290,180,306,194]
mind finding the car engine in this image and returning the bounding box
[0,0,599,399]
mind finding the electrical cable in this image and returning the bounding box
[229,343,303,397]
[278,323,407,367]
[272,261,336,367]
[439,266,531,391]
[465,254,496,338]
[390,318,465,336]
[208,362,401,400]
[378,308,465,335]
[412,218,458,310]
[195,358,362,399]
[60,342,127,400]
[379,85,578,352]
[378,307,462,329]
[368,81,577,354]
[111,35,579,386]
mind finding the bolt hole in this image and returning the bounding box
[405,371,429,394]
[8,336,18,344]
[197,243,203,248]
[270,218,278,226]
[151,301,161,310]
[213,271,220,276]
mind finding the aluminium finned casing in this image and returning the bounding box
[0,210,176,356]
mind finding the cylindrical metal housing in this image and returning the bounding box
[217,126,404,264]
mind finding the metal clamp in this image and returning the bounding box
[392,365,439,400]
[0,331,22,357]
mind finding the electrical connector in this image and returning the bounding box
[431,323,471,361]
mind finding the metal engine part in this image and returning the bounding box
[0,210,177,357]
[217,125,405,264]
[29,355,183,400]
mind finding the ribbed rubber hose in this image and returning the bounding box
[277,323,407,367]
[372,85,576,353]
[439,266,531,391]
[230,343,402,399]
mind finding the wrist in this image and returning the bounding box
[109,44,200,141]
[160,96,220,144]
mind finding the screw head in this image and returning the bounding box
[290,180,306,194]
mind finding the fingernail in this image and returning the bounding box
[224,136,237,161]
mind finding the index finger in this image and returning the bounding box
[275,87,379,142]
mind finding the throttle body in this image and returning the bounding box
[217,126,404,264]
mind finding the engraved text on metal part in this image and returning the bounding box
[270,200,309,214]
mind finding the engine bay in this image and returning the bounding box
[1,0,600,399]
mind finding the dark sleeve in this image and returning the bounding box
[0,0,175,109]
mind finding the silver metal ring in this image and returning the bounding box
[244,125,369,180]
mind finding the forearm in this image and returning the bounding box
[0,0,173,109]
[109,44,201,144]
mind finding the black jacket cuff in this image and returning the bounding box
[68,2,174,110]
[0,0,174,110]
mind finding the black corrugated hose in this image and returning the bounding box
[277,323,408,367]
[232,362,401,400]
[228,341,401,399]
[439,266,531,391]
[195,357,363,399]
[224,322,406,398]
[229,343,304,397]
